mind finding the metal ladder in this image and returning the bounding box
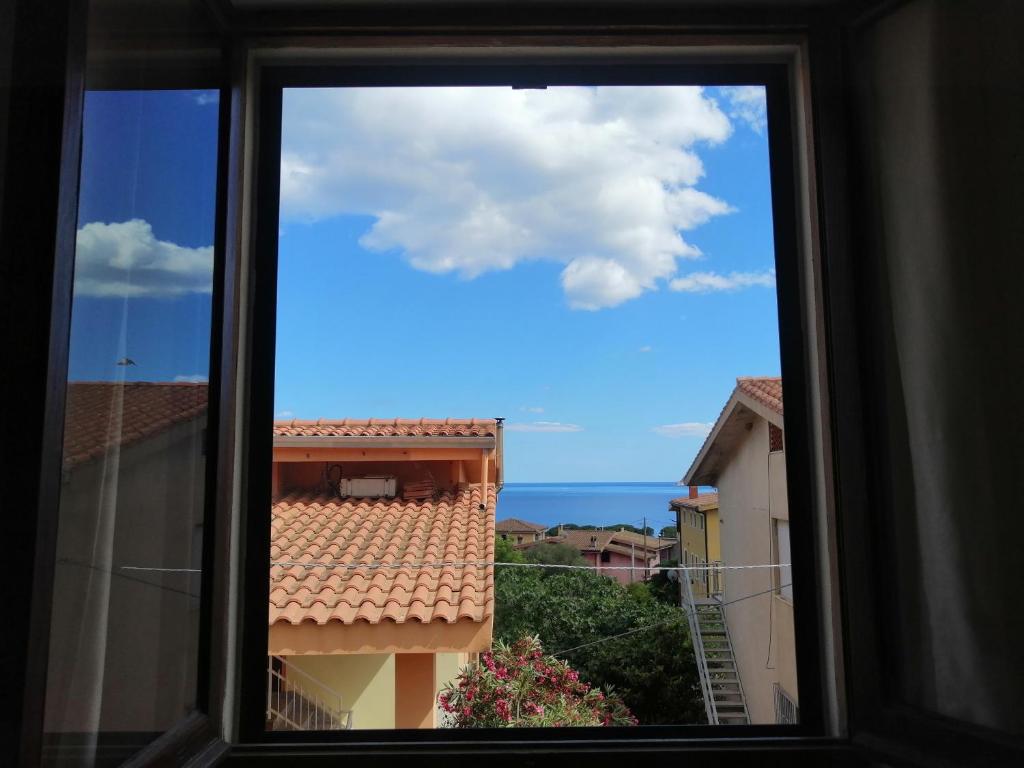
[682,568,750,725]
[267,655,353,730]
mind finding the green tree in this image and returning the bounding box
[523,541,588,567]
[438,636,636,727]
[494,535,525,563]
[659,525,678,539]
[494,567,703,724]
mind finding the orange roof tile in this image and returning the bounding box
[273,418,496,438]
[736,376,783,416]
[63,381,208,468]
[270,486,495,627]
[496,517,548,533]
[670,493,720,512]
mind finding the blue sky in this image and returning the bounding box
[68,85,781,483]
[67,89,219,384]
[275,86,781,482]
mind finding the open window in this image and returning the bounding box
[240,58,826,743]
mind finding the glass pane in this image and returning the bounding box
[268,84,797,730]
[42,83,219,765]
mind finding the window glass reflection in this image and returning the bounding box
[43,88,218,765]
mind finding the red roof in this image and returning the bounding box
[63,381,208,468]
[496,517,548,533]
[273,418,496,438]
[736,376,783,416]
[670,492,720,512]
[270,486,495,626]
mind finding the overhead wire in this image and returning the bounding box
[553,581,791,657]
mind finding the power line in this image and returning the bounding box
[266,559,789,573]
[552,582,791,657]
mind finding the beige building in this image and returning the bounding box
[682,377,797,725]
[670,488,721,598]
[495,517,547,544]
[268,418,500,730]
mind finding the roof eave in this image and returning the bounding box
[681,388,784,486]
[273,435,496,450]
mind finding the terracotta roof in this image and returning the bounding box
[550,529,672,554]
[270,486,495,626]
[671,493,720,512]
[63,381,208,468]
[736,376,783,416]
[273,418,496,438]
[496,517,548,533]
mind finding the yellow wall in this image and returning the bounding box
[282,652,470,730]
[706,507,721,563]
[287,653,395,730]
[679,510,707,562]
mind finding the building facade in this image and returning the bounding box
[683,377,797,725]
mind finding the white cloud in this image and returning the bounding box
[173,374,207,383]
[74,220,213,298]
[194,92,219,106]
[669,269,775,293]
[281,86,735,309]
[721,86,767,134]
[505,421,583,433]
[276,410,295,419]
[653,422,714,438]
[520,406,545,413]
[638,345,653,353]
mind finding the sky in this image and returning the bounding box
[67,84,782,483]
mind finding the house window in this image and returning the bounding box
[773,520,793,601]
[769,423,784,452]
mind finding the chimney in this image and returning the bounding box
[689,485,699,499]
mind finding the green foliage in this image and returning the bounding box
[548,522,654,537]
[523,541,588,567]
[646,561,682,606]
[494,535,526,563]
[438,636,637,727]
[494,567,703,725]
[625,581,653,604]
[659,525,678,539]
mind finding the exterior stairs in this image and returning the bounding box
[267,655,353,731]
[682,571,750,725]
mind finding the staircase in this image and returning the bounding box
[682,570,750,725]
[267,655,353,731]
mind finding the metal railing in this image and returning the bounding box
[682,571,717,724]
[267,655,353,731]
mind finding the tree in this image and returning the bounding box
[523,541,587,567]
[494,567,703,724]
[438,636,637,727]
[494,535,525,563]
[659,525,678,539]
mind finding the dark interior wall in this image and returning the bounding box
[852,0,1024,735]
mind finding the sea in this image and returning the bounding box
[498,482,714,533]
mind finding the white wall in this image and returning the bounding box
[717,418,797,724]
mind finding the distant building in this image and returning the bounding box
[682,377,796,725]
[495,517,548,544]
[670,488,721,597]
[545,528,676,586]
[269,417,501,730]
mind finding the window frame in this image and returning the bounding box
[237,53,832,748]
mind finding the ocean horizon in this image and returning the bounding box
[498,481,715,533]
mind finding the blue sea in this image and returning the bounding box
[498,482,714,532]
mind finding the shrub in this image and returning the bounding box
[438,636,637,727]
